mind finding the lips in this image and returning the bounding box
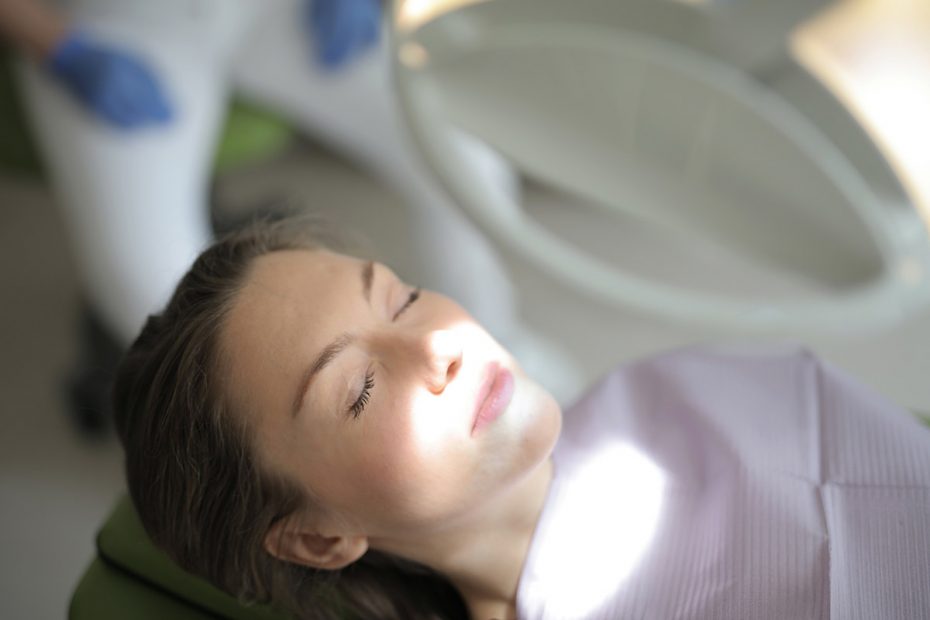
[474,362,499,413]
[471,362,515,435]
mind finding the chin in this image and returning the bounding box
[504,373,563,460]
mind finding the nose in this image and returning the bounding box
[423,329,463,394]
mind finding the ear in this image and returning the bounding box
[264,517,369,570]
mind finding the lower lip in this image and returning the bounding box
[471,367,515,435]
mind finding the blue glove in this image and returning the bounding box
[305,0,381,69]
[45,32,174,129]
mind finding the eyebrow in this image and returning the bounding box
[290,260,375,418]
[361,259,374,302]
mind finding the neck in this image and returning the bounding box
[381,458,554,620]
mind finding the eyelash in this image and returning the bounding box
[348,287,421,419]
[349,370,374,419]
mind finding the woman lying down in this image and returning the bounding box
[113,218,930,620]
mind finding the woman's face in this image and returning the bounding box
[221,249,561,541]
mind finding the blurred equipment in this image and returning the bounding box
[390,0,930,331]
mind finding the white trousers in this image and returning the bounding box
[17,0,519,344]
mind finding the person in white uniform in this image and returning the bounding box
[114,219,930,620]
[1,0,564,393]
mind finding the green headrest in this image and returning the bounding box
[87,495,287,620]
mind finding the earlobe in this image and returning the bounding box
[264,519,368,570]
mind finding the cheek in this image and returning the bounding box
[351,396,475,522]
[332,374,562,529]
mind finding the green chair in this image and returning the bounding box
[69,496,288,620]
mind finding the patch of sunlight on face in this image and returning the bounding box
[538,441,665,617]
[408,320,497,455]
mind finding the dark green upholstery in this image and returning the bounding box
[69,557,221,620]
[69,496,289,620]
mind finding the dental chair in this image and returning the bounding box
[69,495,285,620]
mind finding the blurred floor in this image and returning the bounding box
[0,176,124,620]
[2,137,929,619]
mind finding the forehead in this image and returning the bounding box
[230,248,361,322]
[240,248,355,295]
[219,249,363,412]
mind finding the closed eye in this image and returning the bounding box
[349,368,374,419]
[393,287,421,320]
[346,287,421,420]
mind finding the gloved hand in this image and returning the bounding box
[304,0,381,69]
[45,32,174,129]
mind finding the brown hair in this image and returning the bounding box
[113,217,469,619]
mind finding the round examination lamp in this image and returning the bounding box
[389,0,930,331]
